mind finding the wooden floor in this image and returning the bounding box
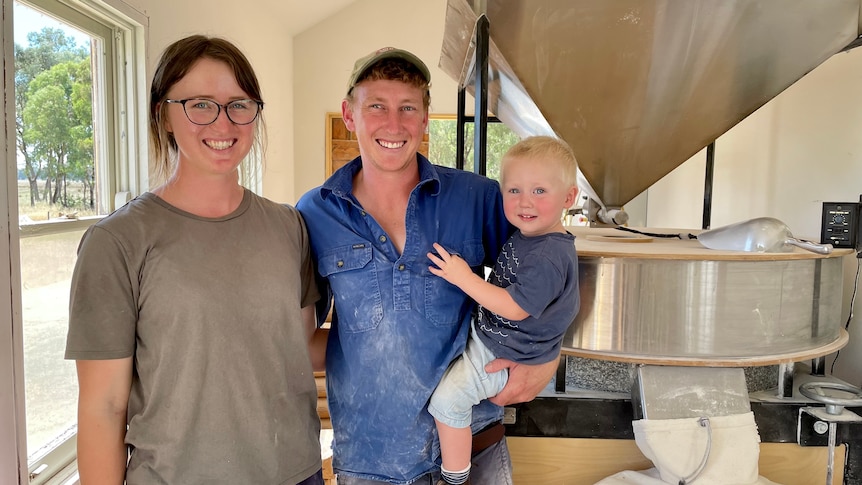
[508,437,844,485]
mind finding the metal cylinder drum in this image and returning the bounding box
[561,229,849,363]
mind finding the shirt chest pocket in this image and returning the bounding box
[319,244,382,333]
[424,240,484,327]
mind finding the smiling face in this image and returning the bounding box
[501,155,578,237]
[163,57,256,180]
[342,78,428,176]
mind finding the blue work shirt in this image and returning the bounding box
[296,155,512,483]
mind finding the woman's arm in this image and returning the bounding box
[76,358,132,485]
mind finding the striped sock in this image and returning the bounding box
[441,464,470,484]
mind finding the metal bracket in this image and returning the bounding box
[798,407,862,446]
[502,406,517,425]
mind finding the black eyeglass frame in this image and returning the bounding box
[164,97,264,126]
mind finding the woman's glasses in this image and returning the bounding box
[164,98,263,125]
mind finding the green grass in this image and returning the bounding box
[17,180,100,221]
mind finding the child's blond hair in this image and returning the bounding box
[501,136,578,188]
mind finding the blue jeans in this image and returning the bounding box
[297,469,324,485]
[336,438,513,485]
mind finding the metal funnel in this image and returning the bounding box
[440,0,859,209]
[697,217,834,254]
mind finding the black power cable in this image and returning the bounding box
[613,226,698,240]
[830,255,861,375]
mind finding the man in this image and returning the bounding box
[297,47,559,485]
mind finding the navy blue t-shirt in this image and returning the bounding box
[476,230,580,365]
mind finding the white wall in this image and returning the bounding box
[646,47,862,386]
[293,0,458,201]
[647,48,862,237]
[124,0,297,203]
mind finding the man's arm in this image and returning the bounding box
[485,355,560,406]
[76,358,132,485]
[303,305,329,372]
[428,243,529,321]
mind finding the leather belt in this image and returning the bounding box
[471,422,505,457]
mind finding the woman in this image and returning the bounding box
[65,35,323,484]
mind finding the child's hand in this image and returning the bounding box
[427,242,474,286]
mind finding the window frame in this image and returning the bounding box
[1,0,148,483]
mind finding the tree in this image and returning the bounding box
[65,58,95,208]
[428,118,520,181]
[15,42,43,205]
[15,28,91,208]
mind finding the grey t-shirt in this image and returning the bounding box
[66,190,321,484]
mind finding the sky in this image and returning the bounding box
[14,1,91,48]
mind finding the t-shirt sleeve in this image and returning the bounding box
[505,252,566,319]
[65,225,138,360]
[297,215,320,311]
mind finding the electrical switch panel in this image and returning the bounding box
[821,199,861,250]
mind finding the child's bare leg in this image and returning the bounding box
[436,418,472,484]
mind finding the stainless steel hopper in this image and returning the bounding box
[440,0,860,213]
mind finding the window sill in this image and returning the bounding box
[41,462,78,485]
[19,216,102,238]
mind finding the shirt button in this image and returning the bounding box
[337,261,344,268]
[379,235,387,243]
[361,211,367,216]
[398,264,405,271]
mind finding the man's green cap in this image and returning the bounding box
[346,47,431,94]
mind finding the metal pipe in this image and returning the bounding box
[702,142,715,230]
[811,356,826,376]
[826,421,836,485]
[555,356,567,393]
[473,14,489,176]
[456,88,466,171]
[777,362,794,398]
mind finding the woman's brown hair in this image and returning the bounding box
[149,35,266,185]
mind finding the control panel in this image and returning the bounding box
[821,199,861,250]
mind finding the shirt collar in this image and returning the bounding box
[319,153,441,199]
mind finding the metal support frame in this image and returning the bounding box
[456,88,467,171]
[702,141,715,230]
[472,14,489,176]
[778,363,795,398]
[812,356,827,376]
[554,356,567,393]
[797,407,862,484]
[455,14,493,175]
[455,87,500,173]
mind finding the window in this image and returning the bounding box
[2,0,147,483]
[426,117,520,182]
